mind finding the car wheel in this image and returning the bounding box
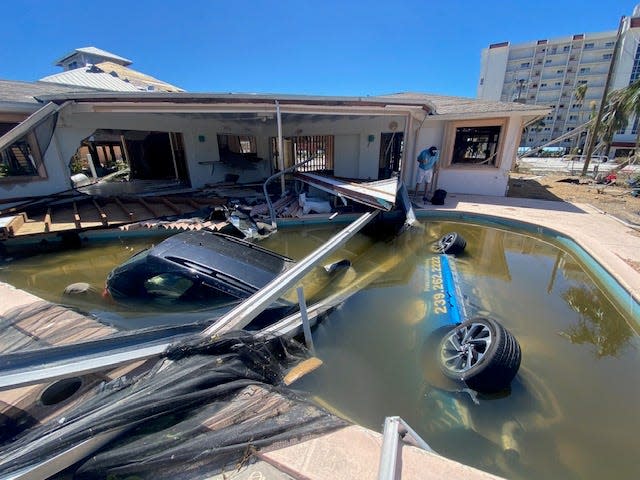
[435,232,466,255]
[438,317,521,393]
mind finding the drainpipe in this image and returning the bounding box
[276,100,285,195]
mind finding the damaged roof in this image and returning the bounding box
[40,62,184,93]
[40,66,144,92]
[89,61,184,92]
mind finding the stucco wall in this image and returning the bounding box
[411,116,522,197]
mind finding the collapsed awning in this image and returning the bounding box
[294,172,398,211]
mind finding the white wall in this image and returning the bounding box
[412,116,522,197]
[333,135,360,178]
[405,119,444,186]
[437,168,509,196]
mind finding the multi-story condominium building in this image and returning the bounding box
[477,5,640,157]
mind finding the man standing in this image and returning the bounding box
[415,146,439,202]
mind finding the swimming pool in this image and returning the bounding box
[0,219,638,480]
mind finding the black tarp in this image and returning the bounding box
[0,333,346,479]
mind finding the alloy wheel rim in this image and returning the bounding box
[440,322,492,374]
[438,234,455,251]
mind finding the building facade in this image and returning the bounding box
[478,5,640,156]
[0,91,547,204]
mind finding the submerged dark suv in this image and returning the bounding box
[105,230,348,309]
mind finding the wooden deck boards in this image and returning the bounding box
[1,195,217,239]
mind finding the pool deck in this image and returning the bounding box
[416,193,640,313]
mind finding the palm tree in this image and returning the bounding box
[616,77,640,154]
[600,90,629,157]
[575,83,588,103]
[580,79,640,174]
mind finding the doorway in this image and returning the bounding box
[379,131,404,179]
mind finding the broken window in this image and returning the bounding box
[216,134,261,169]
[217,134,257,156]
[0,123,46,180]
[70,130,189,185]
[451,125,502,167]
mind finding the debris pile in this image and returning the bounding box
[119,188,339,239]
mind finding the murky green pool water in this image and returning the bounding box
[0,220,638,480]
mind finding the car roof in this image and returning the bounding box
[149,230,293,289]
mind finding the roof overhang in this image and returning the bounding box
[36,92,436,116]
[429,107,551,121]
[30,92,550,123]
[0,101,41,115]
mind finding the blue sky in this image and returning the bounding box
[2,0,638,98]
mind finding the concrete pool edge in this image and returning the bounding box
[415,194,640,322]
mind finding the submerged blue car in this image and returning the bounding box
[423,250,521,394]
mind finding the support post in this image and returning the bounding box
[276,100,286,195]
[168,132,180,180]
[296,286,315,354]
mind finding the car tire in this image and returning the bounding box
[435,232,466,255]
[438,317,521,393]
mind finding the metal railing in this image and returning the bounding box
[262,156,316,228]
[378,416,434,480]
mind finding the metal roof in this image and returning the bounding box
[40,67,144,92]
[90,62,184,92]
[54,47,133,66]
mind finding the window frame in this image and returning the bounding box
[0,129,48,183]
[441,118,508,170]
[216,134,258,157]
[270,135,334,172]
